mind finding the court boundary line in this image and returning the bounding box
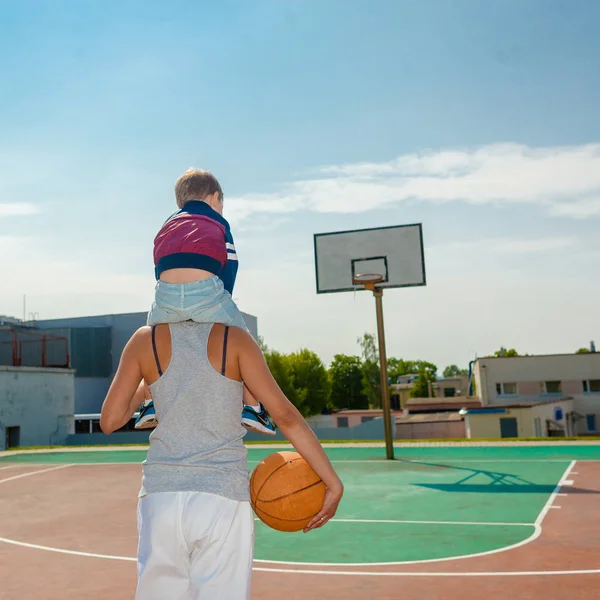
[253,460,577,566]
[1,536,598,578]
[0,464,73,484]
[0,459,585,571]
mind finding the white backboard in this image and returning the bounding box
[314,224,426,294]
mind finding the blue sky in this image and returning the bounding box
[1,0,599,370]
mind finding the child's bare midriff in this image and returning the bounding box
[160,268,215,284]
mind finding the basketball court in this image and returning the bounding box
[1,443,599,599]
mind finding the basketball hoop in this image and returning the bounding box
[352,273,383,291]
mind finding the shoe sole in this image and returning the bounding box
[242,418,277,436]
[135,416,158,430]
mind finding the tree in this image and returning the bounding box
[493,348,519,357]
[387,358,415,382]
[262,349,297,406]
[410,364,436,398]
[576,347,591,354]
[357,333,381,408]
[329,354,368,410]
[413,360,438,379]
[443,364,468,378]
[287,349,331,417]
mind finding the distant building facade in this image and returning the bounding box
[471,352,600,437]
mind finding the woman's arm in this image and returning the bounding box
[236,330,344,532]
[100,330,146,434]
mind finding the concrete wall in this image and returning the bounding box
[466,399,575,439]
[335,410,405,428]
[0,366,75,449]
[396,419,465,440]
[74,378,110,414]
[66,416,392,445]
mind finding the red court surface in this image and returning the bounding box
[1,450,599,599]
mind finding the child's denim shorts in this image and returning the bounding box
[147,276,248,330]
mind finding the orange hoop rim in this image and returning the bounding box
[352,273,383,290]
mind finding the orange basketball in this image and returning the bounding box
[250,451,326,532]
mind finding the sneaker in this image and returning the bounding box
[135,399,158,430]
[241,404,276,436]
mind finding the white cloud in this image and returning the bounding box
[0,203,39,218]
[226,143,600,225]
[548,197,600,219]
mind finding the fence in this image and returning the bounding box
[0,327,70,368]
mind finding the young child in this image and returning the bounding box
[135,168,276,436]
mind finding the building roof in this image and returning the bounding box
[475,352,597,362]
[397,412,464,423]
[468,397,573,411]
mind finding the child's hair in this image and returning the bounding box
[175,169,223,209]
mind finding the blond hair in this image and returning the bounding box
[174,169,223,209]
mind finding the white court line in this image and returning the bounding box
[0,464,73,484]
[562,480,574,485]
[0,537,136,562]
[0,458,590,573]
[1,537,598,577]
[253,518,532,527]
[252,567,600,577]
[534,460,575,526]
[0,465,19,471]
[255,460,578,566]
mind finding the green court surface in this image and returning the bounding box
[3,445,600,564]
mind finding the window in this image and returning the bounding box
[583,380,600,393]
[361,416,374,424]
[337,417,349,428]
[496,382,518,396]
[542,381,562,395]
[587,415,597,432]
[534,417,542,437]
[443,387,456,398]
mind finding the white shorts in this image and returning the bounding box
[136,491,254,600]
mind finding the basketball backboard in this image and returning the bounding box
[313,224,426,294]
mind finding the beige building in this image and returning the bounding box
[472,352,600,436]
[390,374,470,408]
[465,398,575,439]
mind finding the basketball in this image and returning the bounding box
[250,451,327,532]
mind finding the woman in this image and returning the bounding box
[100,320,343,600]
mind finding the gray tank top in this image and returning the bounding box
[140,322,249,501]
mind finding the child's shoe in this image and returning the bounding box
[241,403,276,436]
[135,399,158,430]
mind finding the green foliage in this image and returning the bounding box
[263,350,297,406]
[410,364,436,398]
[357,333,381,408]
[287,349,331,417]
[493,348,519,357]
[357,332,378,363]
[387,357,414,381]
[443,364,468,378]
[576,347,591,354]
[329,354,369,410]
[413,360,437,379]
